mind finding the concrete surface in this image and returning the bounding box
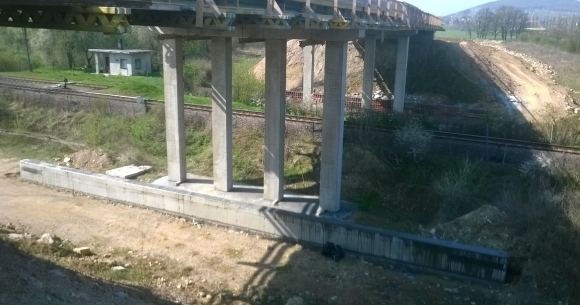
[362,36,376,110]
[394,36,410,113]
[319,41,348,213]
[106,165,152,179]
[162,38,187,184]
[302,45,314,109]
[20,159,509,283]
[264,39,287,202]
[211,37,234,192]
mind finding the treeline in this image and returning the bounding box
[0,27,212,73]
[469,6,529,40]
[518,15,580,54]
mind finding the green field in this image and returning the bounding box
[0,66,262,111]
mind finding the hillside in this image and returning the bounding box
[447,0,580,18]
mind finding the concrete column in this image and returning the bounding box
[362,37,377,110]
[319,41,347,213]
[264,39,287,202]
[95,54,99,74]
[211,37,233,192]
[393,36,410,113]
[302,45,315,109]
[162,38,187,184]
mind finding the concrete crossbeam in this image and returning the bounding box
[393,36,410,113]
[211,37,234,192]
[319,41,347,213]
[263,39,287,202]
[152,26,365,41]
[362,36,376,110]
[162,38,187,184]
[302,45,315,109]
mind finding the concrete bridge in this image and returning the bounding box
[0,0,443,213]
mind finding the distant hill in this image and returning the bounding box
[446,0,580,19]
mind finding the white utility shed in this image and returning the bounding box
[90,49,152,76]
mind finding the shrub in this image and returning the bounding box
[394,118,433,162]
[232,60,264,107]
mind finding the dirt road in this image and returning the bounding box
[0,158,513,305]
[458,40,569,122]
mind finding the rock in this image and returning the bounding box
[37,233,60,245]
[330,296,338,301]
[73,247,92,256]
[197,292,207,298]
[429,228,436,235]
[111,266,125,271]
[27,277,44,290]
[286,296,304,305]
[114,291,128,299]
[218,291,233,301]
[63,157,71,163]
[8,233,24,240]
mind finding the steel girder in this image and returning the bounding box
[0,6,130,33]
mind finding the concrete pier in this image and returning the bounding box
[302,45,315,109]
[162,38,187,184]
[211,37,233,192]
[393,36,410,113]
[264,39,287,202]
[362,36,376,110]
[319,41,347,213]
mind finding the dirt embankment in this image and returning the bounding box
[253,40,370,93]
[457,40,571,122]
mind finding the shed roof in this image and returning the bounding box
[89,49,152,54]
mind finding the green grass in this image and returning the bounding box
[435,30,473,40]
[0,134,73,161]
[0,66,262,111]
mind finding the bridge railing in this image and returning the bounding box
[149,0,443,30]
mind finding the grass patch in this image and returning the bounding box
[222,247,244,259]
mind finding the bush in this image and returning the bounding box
[394,118,433,162]
[183,59,211,96]
[232,60,264,107]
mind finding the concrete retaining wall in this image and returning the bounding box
[20,159,508,283]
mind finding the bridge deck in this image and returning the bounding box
[0,0,442,34]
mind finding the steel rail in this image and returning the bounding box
[2,80,579,155]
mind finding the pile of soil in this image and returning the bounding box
[253,40,373,93]
[61,149,112,171]
[425,205,515,251]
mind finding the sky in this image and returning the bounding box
[403,0,494,16]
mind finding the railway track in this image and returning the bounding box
[2,79,580,155]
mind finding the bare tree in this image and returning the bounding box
[21,28,32,72]
[475,8,494,39]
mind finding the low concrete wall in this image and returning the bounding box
[20,159,508,283]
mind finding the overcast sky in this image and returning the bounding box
[404,0,494,16]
